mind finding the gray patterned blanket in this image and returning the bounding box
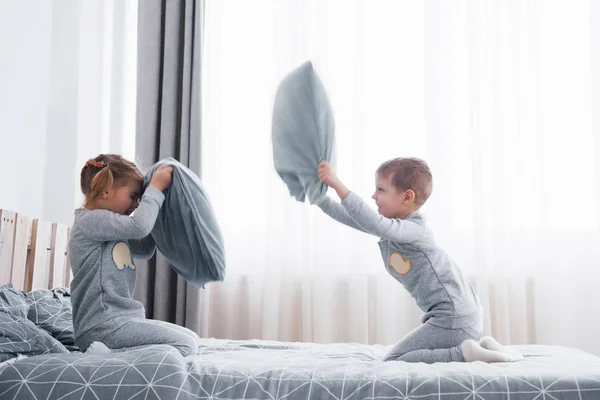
[1,338,599,399]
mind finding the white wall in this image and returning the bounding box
[0,2,53,221]
[0,0,137,226]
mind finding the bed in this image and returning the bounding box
[1,208,599,400]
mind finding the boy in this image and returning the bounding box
[316,158,522,363]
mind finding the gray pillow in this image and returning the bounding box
[272,60,336,204]
[0,284,69,361]
[26,288,78,351]
[0,284,28,320]
[143,158,226,288]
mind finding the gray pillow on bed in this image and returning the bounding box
[0,283,28,320]
[143,158,226,288]
[0,284,69,361]
[26,288,77,351]
[272,60,336,204]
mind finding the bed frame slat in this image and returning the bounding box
[0,210,17,286]
[50,223,70,289]
[26,219,54,292]
[12,214,32,291]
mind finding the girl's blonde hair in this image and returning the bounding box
[80,154,143,206]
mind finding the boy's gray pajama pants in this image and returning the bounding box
[383,315,483,363]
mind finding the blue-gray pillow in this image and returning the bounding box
[0,284,69,361]
[143,158,226,288]
[26,288,77,351]
[272,60,336,204]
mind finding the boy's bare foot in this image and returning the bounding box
[478,336,523,358]
[461,339,522,363]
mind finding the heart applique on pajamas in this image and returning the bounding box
[112,242,136,270]
[388,252,411,275]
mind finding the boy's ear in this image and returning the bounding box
[404,189,416,203]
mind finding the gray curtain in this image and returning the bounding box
[134,0,204,329]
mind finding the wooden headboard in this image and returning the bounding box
[0,209,71,292]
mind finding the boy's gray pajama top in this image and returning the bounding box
[318,192,483,362]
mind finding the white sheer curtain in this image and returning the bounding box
[199,0,600,355]
[71,0,139,217]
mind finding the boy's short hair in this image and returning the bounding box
[376,158,432,207]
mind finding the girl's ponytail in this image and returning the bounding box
[86,161,114,206]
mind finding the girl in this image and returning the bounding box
[69,154,201,356]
